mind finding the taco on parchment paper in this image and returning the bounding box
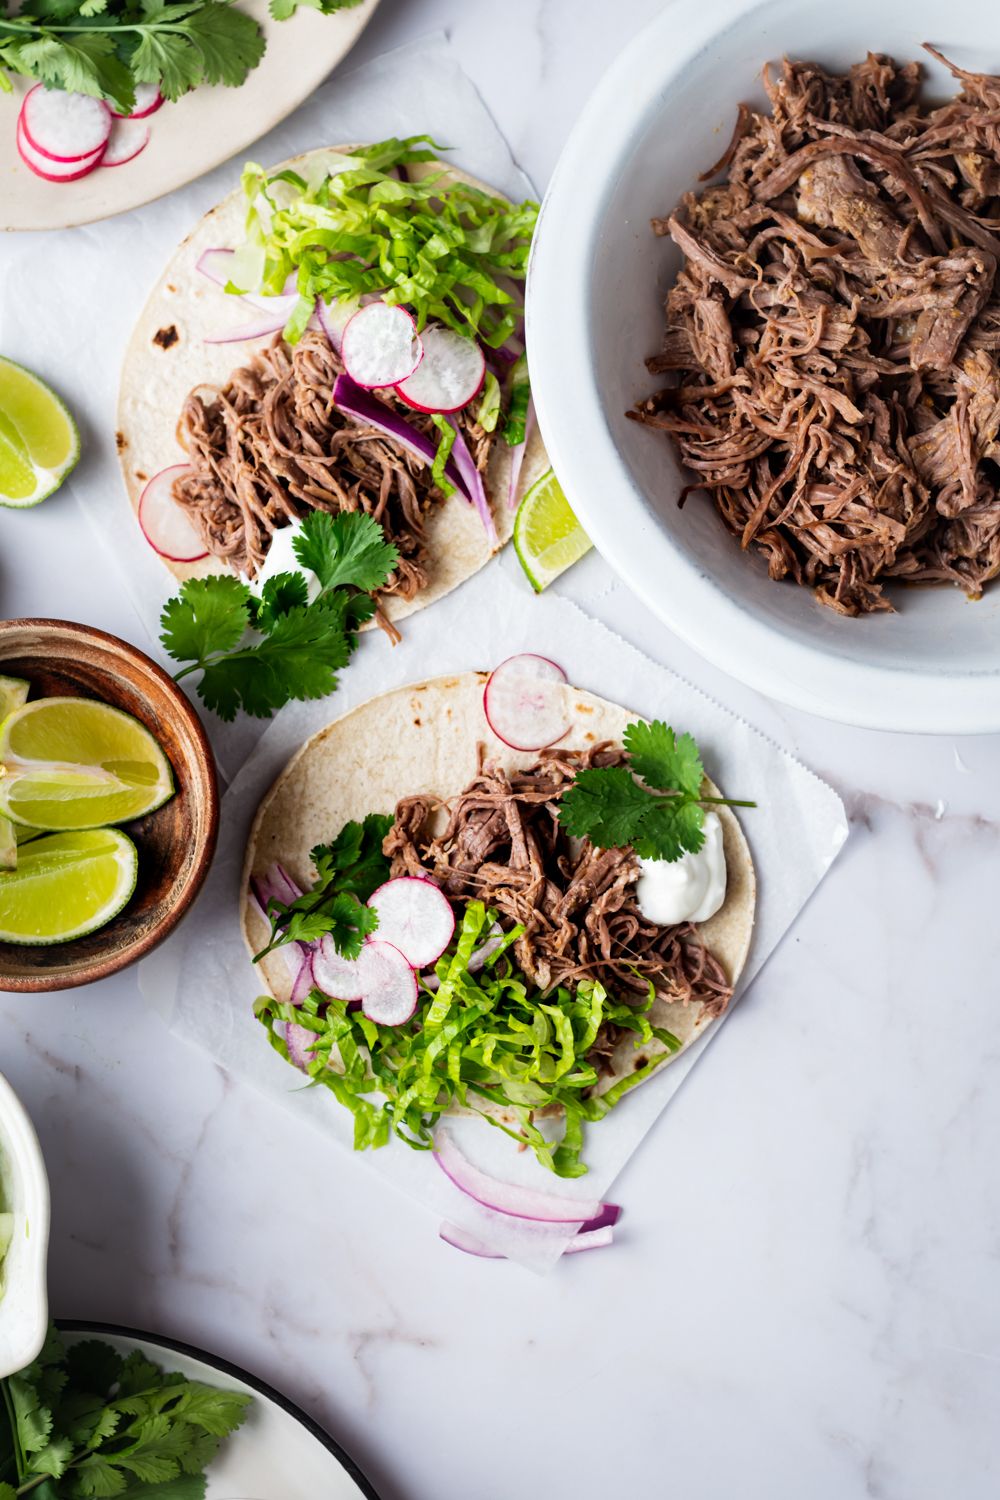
[117,140,547,633]
[241,667,756,1178]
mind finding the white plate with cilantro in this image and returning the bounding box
[0,0,381,232]
[0,1322,382,1499]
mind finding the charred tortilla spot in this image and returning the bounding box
[153,325,179,350]
[116,431,127,452]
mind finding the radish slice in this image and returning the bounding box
[312,933,364,1001]
[112,82,163,120]
[341,302,422,388]
[367,877,455,969]
[16,119,104,182]
[483,654,570,752]
[396,326,486,413]
[434,1131,604,1222]
[440,1221,615,1259]
[21,85,111,162]
[102,117,150,168]
[285,1021,318,1071]
[138,466,209,562]
[358,940,418,1026]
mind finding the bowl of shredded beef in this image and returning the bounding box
[526,0,1000,732]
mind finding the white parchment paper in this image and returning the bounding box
[140,568,848,1270]
[0,32,534,780]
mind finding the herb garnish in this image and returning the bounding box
[159,511,397,721]
[255,900,682,1178]
[0,0,362,116]
[0,1324,249,1498]
[254,813,392,961]
[558,720,755,861]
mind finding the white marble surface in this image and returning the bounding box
[2,2,1000,1497]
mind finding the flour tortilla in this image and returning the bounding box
[242,672,756,1114]
[117,150,547,623]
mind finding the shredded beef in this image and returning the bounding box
[630,49,1000,614]
[172,330,494,621]
[385,744,733,1052]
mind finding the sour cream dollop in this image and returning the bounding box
[251,520,322,602]
[635,811,727,926]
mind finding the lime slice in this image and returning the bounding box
[0,829,138,944]
[0,356,80,509]
[0,697,174,830]
[513,468,593,592]
[0,816,15,872]
[0,675,29,721]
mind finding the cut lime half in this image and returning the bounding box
[513,468,593,592]
[0,356,80,509]
[0,828,138,944]
[0,697,174,830]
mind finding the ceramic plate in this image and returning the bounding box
[57,1322,381,1499]
[0,0,380,232]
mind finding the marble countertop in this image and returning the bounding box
[2,2,999,1497]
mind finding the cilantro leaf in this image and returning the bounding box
[253,569,309,632]
[623,720,704,798]
[160,576,250,666]
[557,722,754,861]
[293,511,399,594]
[269,0,363,18]
[255,812,392,960]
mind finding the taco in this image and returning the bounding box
[117,138,546,633]
[243,667,756,1176]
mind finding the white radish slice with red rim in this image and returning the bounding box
[434,1130,604,1222]
[312,933,365,1001]
[112,82,163,120]
[341,302,422,388]
[21,85,111,162]
[395,326,486,413]
[285,1022,318,1071]
[16,121,104,183]
[358,940,418,1026]
[483,653,570,752]
[102,117,150,168]
[367,877,455,969]
[138,466,209,562]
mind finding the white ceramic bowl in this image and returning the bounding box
[0,1072,49,1378]
[527,0,1000,732]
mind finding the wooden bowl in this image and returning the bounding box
[0,620,218,991]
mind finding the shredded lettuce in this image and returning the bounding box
[504,353,531,447]
[233,137,538,349]
[254,901,681,1177]
[430,414,457,498]
[476,370,502,433]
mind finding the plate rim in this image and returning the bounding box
[55,1318,382,1500]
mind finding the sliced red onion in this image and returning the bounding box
[483,654,571,752]
[434,1131,603,1223]
[290,952,315,1006]
[196,247,235,287]
[285,1021,317,1071]
[312,934,364,1001]
[439,1221,614,1259]
[507,397,536,511]
[447,420,499,547]
[367,877,455,969]
[333,374,470,499]
[317,297,357,354]
[204,296,300,345]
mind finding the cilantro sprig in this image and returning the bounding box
[558,720,755,861]
[0,1324,249,1498]
[159,511,397,721]
[0,0,362,115]
[255,813,393,961]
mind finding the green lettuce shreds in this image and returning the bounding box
[504,354,531,447]
[254,901,681,1177]
[233,137,539,349]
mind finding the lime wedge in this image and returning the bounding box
[0,356,80,509]
[0,816,15,872]
[0,697,174,830]
[513,468,593,592]
[0,829,138,944]
[0,676,29,720]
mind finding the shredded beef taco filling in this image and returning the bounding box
[631,48,1000,615]
[172,329,494,621]
[385,742,733,1073]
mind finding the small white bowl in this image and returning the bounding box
[0,1072,49,1378]
[527,0,1000,732]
